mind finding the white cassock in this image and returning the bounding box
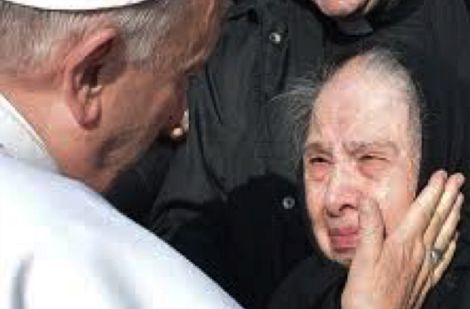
[0,93,242,309]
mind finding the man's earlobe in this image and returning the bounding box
[63,28,117,129]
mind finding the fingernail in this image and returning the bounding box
[441,170,448,179]
[433,170,447,182]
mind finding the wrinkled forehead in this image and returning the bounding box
[308,58,413,146]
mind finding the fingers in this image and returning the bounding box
[400,170,447,237]
[416,174,463,300]
[343,199,386,309]
[353,198,385,265]
[424,174,465,246]
[433,193,463,250]
[412,279,429,309]
[393,171,462,309]
[432,233,458,286]
[344,170,463,309]
[409,233,458,309]
[409,186,462,309]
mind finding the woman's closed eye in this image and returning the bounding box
[306,156,331,180]
[358,154,389,176]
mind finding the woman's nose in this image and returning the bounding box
[324,165,362,217]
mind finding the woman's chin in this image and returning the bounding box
[329,248,356,267]
[314,0,367,17]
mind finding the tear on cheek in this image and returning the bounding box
[373,179,392,204]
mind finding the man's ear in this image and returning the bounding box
[63,28,117,129]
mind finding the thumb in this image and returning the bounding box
[353,198,385,266]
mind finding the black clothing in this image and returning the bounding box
[148,1,325,308]
[106,141,176,224]
[109,0,470,308]
[110,1,324,307]
[268,256,345,309]
[270,10,470,308]
[270,239,470,309]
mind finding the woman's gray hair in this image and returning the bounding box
[279,47,424,170]
[0,0,191,74]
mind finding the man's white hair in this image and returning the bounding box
[0,0,188,74]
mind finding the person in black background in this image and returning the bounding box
[108,0,470,308]
[269,46,470,309]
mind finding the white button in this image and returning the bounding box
[282,196,296,210]
[269,32,282,44]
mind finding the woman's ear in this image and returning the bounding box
[63,27,117,129]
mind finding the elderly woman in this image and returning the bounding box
[123,0,470,307]
[269,47,470,308]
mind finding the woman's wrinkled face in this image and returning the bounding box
[303,58,419,266]
[313,0,379,17]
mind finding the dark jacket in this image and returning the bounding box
[269,46,470,309]
[108,0,470,308]
[148,1,325,308]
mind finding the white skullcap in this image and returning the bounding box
[2,0,150,11]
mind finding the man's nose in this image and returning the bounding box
[324,165,361,217]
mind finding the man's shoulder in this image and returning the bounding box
[0,155,241,308]
[0,154,118,238]
[0,153,101,211]
[15,237,241,309]
[0,154,135,266]
[0,154,194,262]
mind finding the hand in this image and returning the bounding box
[341,170,464,309]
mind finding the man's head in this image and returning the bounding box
[288,48,423,266]
[312,0,400,18]
[0,0,223,191]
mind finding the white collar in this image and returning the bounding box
[0,93,58,173]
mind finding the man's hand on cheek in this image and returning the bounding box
[341,170,464,309]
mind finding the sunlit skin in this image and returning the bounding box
[304,56,419,266]
[7,0,223,193]
[1,0,220,192]
[79,0,221,192]
[313,0,380,17]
